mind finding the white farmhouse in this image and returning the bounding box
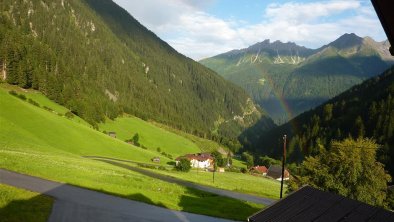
[175,153,213,169]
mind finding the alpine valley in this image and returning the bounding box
[0,0,274,147]
[200,33,394,124]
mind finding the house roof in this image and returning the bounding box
[176,153,213,161]
[248,186,394,222]
[266,165,289,179]
[252,166,268,173]
[372,0,394,55]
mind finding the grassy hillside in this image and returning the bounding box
[0,184,53,222]
[99,116,201,157]
[0,84,168,163]
[0,84,262,219]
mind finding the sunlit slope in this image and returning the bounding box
[0,86,165,163]
[100,117,201,157]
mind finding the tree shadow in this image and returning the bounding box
[126,193,166,208]
[0,193,53,222]
[177,187,262,221]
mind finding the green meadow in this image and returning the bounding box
[99,116,201,157]
[0,84,263,220]
[115,160,283,200]
[0,184,53,222]
[0,85,167,164]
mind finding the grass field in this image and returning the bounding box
[0,149,263,220]
[117,160,284,200]
[152,122,226,153]
[0,84,263,220]
[0,184,53,222]
[99,116,201,157]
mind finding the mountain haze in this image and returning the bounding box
[200,33,394,124]
[0,0,273,144]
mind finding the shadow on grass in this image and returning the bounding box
[127,193,166,208]
[0,194,53,222]
[178,187,262,221]
[90,157,263,220]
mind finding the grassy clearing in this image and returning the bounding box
[0,85,263,220]
[1,84,90,126]
[0,183,53,222]
[0,150,262,220]
[152,122,225,153]
[99,116,201,157]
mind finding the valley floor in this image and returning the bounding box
[87,156,275,205]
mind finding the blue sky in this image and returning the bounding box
[113,0,386,60]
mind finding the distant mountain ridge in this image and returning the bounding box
[200,33,394,124]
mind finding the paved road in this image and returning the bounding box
[87,156,276,206]
[0,169,237,222]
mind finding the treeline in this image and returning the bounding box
[0,0,266,143]
[254,66,394,177]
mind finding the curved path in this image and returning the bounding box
[0,169,236,222]
[86,156,276,206]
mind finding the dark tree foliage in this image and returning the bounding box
[175,158,191,172]
[289,138,391,208]
[0,0,267,143]
[211,151,225,167]
[256,66,394,178]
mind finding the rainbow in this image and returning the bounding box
[253,64,299,135]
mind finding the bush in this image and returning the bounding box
[167,161,176,166]
[43,106,53,112]
[65,111,74,119]
[175,158,191,172]
[137,163,156,169]
[17,94,27,100]
[158,166,167,171]
[132,133,140,146]
[240,168,247,174]
[27,98,40,107]
[8,90,17,96]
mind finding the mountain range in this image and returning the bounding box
[200,33,394,124]
[0,0,274,147]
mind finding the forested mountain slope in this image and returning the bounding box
[253,66,394,177]
[0,0,273,144]
[200,33,394,124]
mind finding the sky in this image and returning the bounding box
[113,0,386,60]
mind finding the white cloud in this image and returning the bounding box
[113,0,386,60]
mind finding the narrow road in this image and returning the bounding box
[87,156,276,206]
[0,169,237,222]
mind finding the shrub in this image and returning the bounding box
[175,158,191,172]
[65,111,74,119]
[43,106,53,112]
[17,94,27,100]
[27,98,40,107]
[158,166,167,171]
[8,90,17,96]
